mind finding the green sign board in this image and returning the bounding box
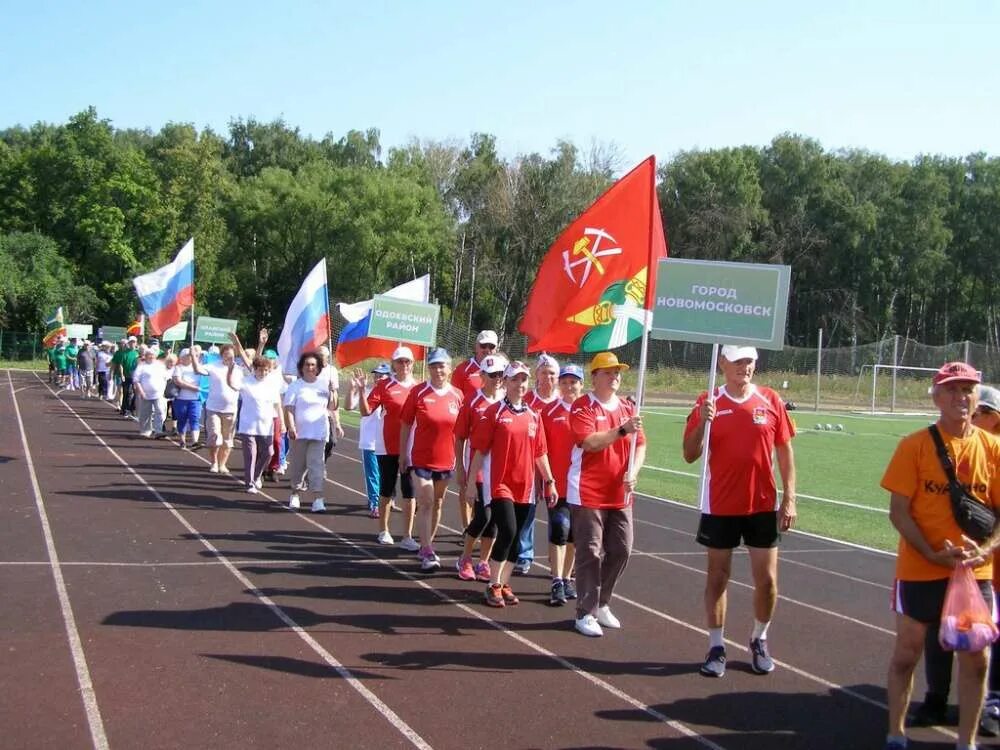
[100,325,128,341]
[65,323,93,339]
[194,316,238,344]
[161,320,189,342]
[368,296,439,347]
[651,259,791,349]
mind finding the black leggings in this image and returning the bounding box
[489,499,532,564]
[548,499,573,545]
[464,483,495,539]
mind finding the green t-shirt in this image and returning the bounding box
[54,346,68,369]
[121,349,140,377]
[65,345,78,365]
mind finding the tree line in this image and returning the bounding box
[1,107,997,349]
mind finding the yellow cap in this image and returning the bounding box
[588,351,630,373]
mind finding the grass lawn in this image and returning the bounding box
[340,402,931,552]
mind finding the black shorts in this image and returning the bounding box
[893,578,996,625]
[377,454,414,499]
[412,467,454,481]
[696,511,779,549]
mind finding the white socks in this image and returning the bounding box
[752,619,770,640]
[708,628,724,648]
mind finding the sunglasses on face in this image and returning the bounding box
[478,344,496,350]
[485,372,503,378]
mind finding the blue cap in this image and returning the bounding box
[263,349,279,360]
[427,347,452,365]
[372,363,391,375]
[559,364,584,380]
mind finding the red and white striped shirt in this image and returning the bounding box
[471,399,547,504]
[400,382,463,471]
[567,393,644,509]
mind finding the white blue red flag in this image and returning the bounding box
[335,275,430,367]
[132,239,194,336]
[277,258,331,375]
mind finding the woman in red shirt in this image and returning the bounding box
[400,348,463,572]
[352,346,419,550]
[466,361,558,607]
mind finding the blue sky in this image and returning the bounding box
[3,1,998,166]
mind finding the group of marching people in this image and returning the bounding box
[347,329,645,637]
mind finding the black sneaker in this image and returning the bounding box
[189,441,204,451]
[749,638,774,674]
[909,694,948,727]
[563,578,577,600]
[549,579,567,606]
[699,646,726,678]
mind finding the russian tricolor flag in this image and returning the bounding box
[277,259,331,375]
[335,275,430,367]
[132,239,194,336]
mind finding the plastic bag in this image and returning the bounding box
[939,564,999,652]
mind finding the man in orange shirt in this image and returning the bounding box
[882,363,1000,750]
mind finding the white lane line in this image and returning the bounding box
[33,375,434,750]
[7,371,111,750]
[0,559,366,568]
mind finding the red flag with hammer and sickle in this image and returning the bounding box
[518,156,668,354]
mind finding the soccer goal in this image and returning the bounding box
[856,364,940,414]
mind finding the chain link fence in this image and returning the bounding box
[0,331,43,363]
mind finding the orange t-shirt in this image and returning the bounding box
[881,425,1000,581]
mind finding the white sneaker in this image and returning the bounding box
[209,464,219,474]
[596,605,621,629]
[399,536,420,552]
[376,530,394,545]
[288,494,301,510]
[254,478,263,489]
[246,486,259,495]
[575,615,604,637]
[311,498,326,513]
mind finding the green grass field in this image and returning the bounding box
[340,403,932,552]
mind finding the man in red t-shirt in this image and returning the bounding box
[451,329,498,398]
[683,344,797,679]
[567,352,645,637]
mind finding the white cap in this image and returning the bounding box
[127,335,138,342]
[720,345,758,362]
[503,360,530,379]
[391,345,415,362]
[476,330,499,346]
[179,348,191,357]
[480,354,509,375]
[536,353,559,372]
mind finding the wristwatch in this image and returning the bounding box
[617,426,628,438]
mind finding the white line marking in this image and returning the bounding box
[7,371,111,750]
[0,559,367,568]
[33,375,434,750]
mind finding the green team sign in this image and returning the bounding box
[161,321,189,342]
[651,259,791,349]
[65,323,93,339]
[195,316,238,344]
[368,296,439,347]
[100,325,128,341]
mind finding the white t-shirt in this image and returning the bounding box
[237,374,282,436]
[206,364,240,413]
[135,361,169,400]
[96,350,112,373]
[283,378,330,441]
[355,386,386,453]
[172,363,201,401]
[318,366,340,396]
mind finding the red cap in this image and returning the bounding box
[933,361,981,386]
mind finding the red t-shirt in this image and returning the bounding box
[541,400,575,498]
[567,393,645,509]
[455,389,500,481]
[400,382,463,471]
[471,399,547,504]
[524,389,558,413]
[451,358,484,399]
[683,384,795,515]
[366,377,415,455]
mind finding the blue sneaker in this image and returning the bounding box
[699,646,726,678]
[549,579,566,606]
[563,578,577,599]
[883,739,907,750]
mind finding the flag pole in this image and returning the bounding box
[697,344,720,510]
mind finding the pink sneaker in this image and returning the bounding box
[456,556,476,581]
[473,561,491,582]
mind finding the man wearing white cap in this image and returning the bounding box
[451,329,499,399]
[683,344,797,678]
